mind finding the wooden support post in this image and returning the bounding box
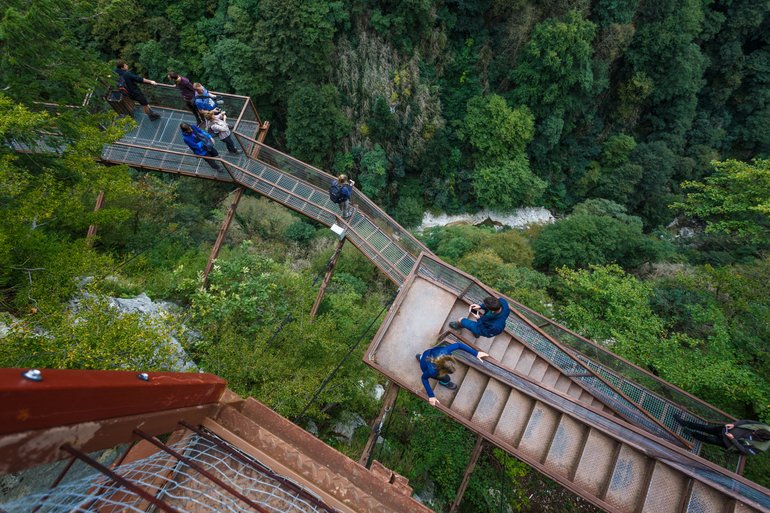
[309,237,345,319]
[448,435,485,513]
[359,383,400,468]
[85,190,106,246]
[249,121,271,159]
[203,188,244,287]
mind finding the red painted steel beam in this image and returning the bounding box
[0,369,226,435]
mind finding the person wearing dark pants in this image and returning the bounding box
[202,110,240,154]
[168,71,203,125]
[416,342,488,406]
[674,416,770,456]
[115,60,160,121]
[449,296,510,338]
[179,122,221,170]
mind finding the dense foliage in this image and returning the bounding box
[1,0,770,510]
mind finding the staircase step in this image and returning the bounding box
[493,389,534,446]
[449,368,488,418]
[604,445,650,510]
[572,428,618,496]
[640,462,688,513]
[542,414,586,478]
[470,379,510,434]
[517,401,560,461]
[685,481,728,513]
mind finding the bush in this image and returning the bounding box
[487,229,534,267]
[533,214,661,271]
[284,220,317,245]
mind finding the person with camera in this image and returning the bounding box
[416,342,489,406]
[193,82,223,113]
[449,296,510,338]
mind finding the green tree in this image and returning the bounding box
[0,0,109,104]
[250,0,344,98]
[286,84,351,168]
[472,157,547,210]
[463,95,534,162]
[672,158,770,244]
[532,213,660,271]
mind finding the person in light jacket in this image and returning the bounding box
[202,110,239,154]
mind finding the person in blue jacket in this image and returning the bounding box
[179,122,220,170]
[193,82,221,113]
[449,296,510,338]
[416,342,489,406]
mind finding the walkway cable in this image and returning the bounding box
[295,288,399,422]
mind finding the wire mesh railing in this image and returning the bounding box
[507,299,735,423]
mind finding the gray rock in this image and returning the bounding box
[372,384,385,401]
[305,420,319,437]
[331,411,367,443]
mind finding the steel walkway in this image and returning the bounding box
[95,87,765,512]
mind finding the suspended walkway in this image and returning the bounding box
[7,85,764,512]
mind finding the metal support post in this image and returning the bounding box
[203,187,244,287]
[85,190,106,245]
[359,382,400,468]
[448,435,484,513]
[309,237,345,319]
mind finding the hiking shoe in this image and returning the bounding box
[228,149,240,154]
[439,380,457,390]
[672,414,684,425]
[415,354,421,362]
[448,321,462,330]
[148,112,161,121]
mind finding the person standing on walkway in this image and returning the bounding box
[416,342,489,406]
[449,296,510,338]
[202,110,240,154]
[179,122,221,170]
[115,60,160,121]
[329,174,355,219]
[193,82,221,113]
[168,71,203,125]
[674,416,770,456]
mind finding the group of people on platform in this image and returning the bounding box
[114,60,239,171]
[415,295,770,458]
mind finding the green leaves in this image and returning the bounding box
[673,158,770,244]
[463,95,534,162]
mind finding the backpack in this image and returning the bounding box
[329,181,343,203]
[116,73,130,95]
